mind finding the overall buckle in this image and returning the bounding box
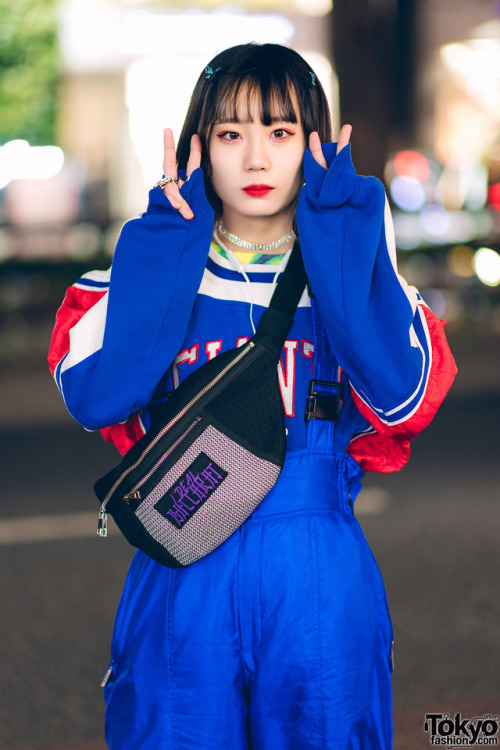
[305,379,343,424]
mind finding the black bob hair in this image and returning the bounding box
[176,43,332,215]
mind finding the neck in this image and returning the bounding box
[218,214,295,255]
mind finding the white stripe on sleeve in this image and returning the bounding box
[61,292,109,373]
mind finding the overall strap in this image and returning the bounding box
[305,294,343,426]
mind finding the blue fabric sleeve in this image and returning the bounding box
[59,168,214,429]
[296,144,427,420]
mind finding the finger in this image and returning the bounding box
[176,196,194,221]
[336,124,352,155]
[161,128,194,219]
[309,131,327,170]
[162,183,182,209]
[162,128,178,181]
[161,183,194,220]
[186,134,202,179]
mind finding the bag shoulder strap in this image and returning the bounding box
[267,241,307,318]
[252,241,307,353]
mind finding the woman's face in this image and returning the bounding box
[207,90,306,229]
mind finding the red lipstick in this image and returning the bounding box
[243,184,274,197]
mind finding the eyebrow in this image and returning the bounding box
[213,116,297,125]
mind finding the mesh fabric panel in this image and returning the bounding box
[135,424,281,566]
[206,351,285,459]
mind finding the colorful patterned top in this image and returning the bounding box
[212,242,286,266]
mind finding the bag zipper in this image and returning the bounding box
[97,340,257,536]
[124,416,202,499]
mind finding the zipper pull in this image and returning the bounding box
[97,506,108,537]
[101,662,114,687]
[124,490,141,504]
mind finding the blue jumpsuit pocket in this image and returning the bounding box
[360,527,395,673]
[107,551,153,664]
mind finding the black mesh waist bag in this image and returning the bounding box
[94,242,307,567]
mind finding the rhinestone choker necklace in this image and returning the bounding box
[218,222,294,252]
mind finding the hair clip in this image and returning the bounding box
[308,71,317,88]
[204,65,222,81]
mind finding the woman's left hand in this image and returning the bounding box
[309,124,352,169]
[160,129,202,221]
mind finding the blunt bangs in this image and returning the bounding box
[209,74,299,128]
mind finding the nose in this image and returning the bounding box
[243,134,270,172]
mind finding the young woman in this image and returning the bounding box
[49,43,457,749]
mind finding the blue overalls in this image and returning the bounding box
[102,300,394,750]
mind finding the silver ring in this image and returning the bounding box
[155,176,179,189]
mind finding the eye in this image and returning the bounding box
[271,128,294,140]
[217,131,241,141]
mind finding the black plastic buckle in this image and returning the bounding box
[305,379,343,423]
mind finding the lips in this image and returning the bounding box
[243,184,274,197]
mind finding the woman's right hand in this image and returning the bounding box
[160,128,202,221]
[309,124,352,170]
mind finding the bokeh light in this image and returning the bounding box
[473,247,500,287]
[392,213,422,250]
[419,204,451,240]
[447,245,475,278]
[390,176,426,212]
[488,183,500,211]
[0,140,64,189]
[293,0,332,16]
[394,150,430,183]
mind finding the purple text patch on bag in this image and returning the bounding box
[154,453,228,528]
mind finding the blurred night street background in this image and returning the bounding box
[1,0,499,748]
